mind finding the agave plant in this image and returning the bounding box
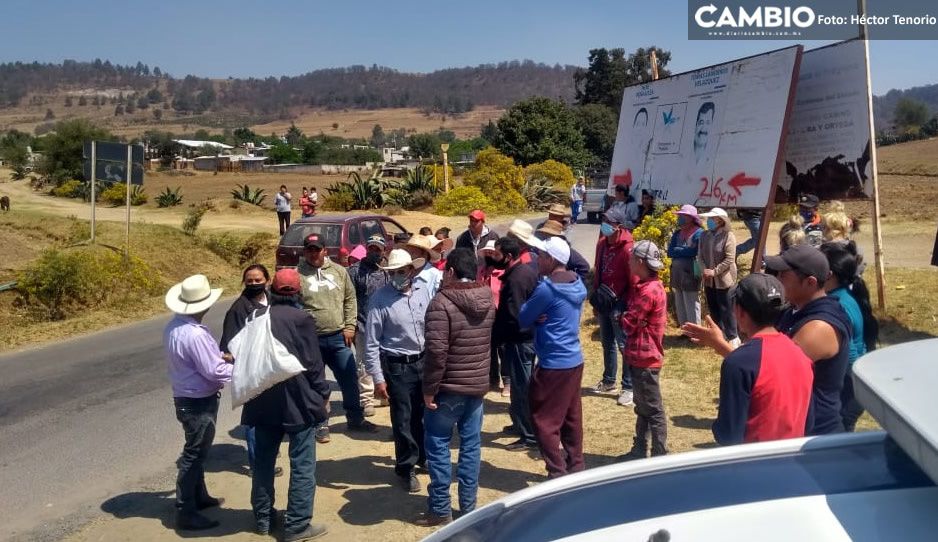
[521,177,565,211]
[156,186,184,208]
[231,184,267,206]
[400,166,440,197]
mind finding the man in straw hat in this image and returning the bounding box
[162,274,230,531]
[363,249,435,493]
[241,269,331,540]
[536,203,571,232]
[402,234,445,295]
[506,219,540,267]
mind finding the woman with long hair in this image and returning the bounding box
[820,241,879,432]
[220,264,282,476]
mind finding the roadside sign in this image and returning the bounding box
[83,141,144,185]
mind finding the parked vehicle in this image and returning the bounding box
[275,214,408,269]
[424,339,938,542]
[582,175,610,224]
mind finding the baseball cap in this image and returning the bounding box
[730,273,785,309]
[541,236,570,265]
[304,233,324,249]
[799,193,820,209]
[632,240,664,271]
[366,234,387,249]
[468,209,486,221]
[764,244,830,283]
[699,207,729,220]
[603,206,628,225]
[272,268,301,295]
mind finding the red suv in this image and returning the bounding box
[275,214,409,269]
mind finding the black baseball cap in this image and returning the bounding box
[731,273,785,308]
[799,193,820,209]
[304,233,324,249]
[764,244,830,283]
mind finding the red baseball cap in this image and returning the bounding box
[272,268,301,295]
[338,247,350,257]
[468,209,486,221]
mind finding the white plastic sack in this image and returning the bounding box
[228,308,306,408]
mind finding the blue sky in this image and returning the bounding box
[0,0,931,95]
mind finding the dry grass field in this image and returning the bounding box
[0,95,502,141]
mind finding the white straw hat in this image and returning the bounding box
[165,274,223,315]
[379,249,426,271]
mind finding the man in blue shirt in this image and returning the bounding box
[520,237,588,478]
[364,249,435,493]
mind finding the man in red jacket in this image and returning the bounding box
[417,248,496,526]
[591,206,635,407]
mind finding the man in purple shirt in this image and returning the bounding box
[163,274,231,531]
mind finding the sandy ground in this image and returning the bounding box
[65,393,543,542]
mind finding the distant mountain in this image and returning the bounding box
[873,83,938,132]
[0,59,579,116]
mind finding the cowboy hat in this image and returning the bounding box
[165,274,223,315]
[379,249,426,271]
[547,203,570,218]
[432,237,455,254]
[537,219,566,238]
[405,234,442,263]
[507,219,538,247]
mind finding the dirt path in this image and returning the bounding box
[65,394,542,542]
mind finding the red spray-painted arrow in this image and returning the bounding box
[727,172,761,195]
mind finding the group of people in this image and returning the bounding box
[274,185,319,236]
[161,189,878,540]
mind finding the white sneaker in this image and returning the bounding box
[617,389,634,406]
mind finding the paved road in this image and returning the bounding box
[0,221,599,541]
[0,299,244,541]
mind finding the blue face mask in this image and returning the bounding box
[600,223,616,237]
[706,218,719,230]
[677,216,688,227]
[800,209,815,222]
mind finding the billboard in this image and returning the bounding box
[608,45,802,208]
[83,141,145,185]
[779,39,873,202]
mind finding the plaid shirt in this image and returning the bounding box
[621,277,666,368]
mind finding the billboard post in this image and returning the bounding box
[125,145,132,258]
[90,141,96,243]
[859,0,887,310]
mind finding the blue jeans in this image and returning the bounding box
[503,341,536,444]
[737,215,762,255]
[318,331,364,425]
[571,200,583,224]
[246,425,256,469]
[598,309,631,389]
[424,393,483,517]
[252,424,317,535]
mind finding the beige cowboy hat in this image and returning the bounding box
[405,234,442,263]
[379,249,426,271]
[165,274,223,315]
[507,219,538,247]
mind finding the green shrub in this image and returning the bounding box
[182,205,209,235]
[772,203,798,221]
[405,189,435,210]
[17,247,160,320]
[51,180,84,198]
[434,185,493,216]
[202,232,275,265]
[231,184,267,206]
[156,186,183,208]
[521,177,565,211]
[101,183,147,206]
[322,191,356,212]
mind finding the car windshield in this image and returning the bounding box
[282,223,343,248]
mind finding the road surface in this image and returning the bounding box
[0,222,599,541]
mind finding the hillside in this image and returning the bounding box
[873,82,938,131]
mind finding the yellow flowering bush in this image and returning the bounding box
[632,205,678,290]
